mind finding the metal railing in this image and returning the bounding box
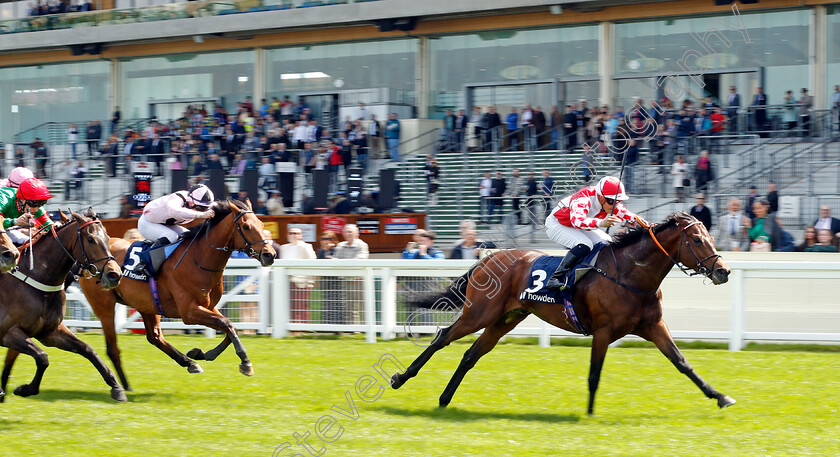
[62,258,840,350]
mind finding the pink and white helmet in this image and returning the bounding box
[4,167,34,188]
[186,184,214,209]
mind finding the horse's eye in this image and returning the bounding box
[87,236,95,243]
[693,237,702,245]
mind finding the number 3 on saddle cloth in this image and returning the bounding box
[122,240,182,282]
[519,242,607,335]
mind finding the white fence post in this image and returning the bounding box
[258,266,270,334]
[381,267,397,340]
[539,320,550,348]
[729,268,745,352]
[272,267,289,338]
[364,267,376,343]
[114,303,127,331]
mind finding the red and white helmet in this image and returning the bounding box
[7,167,34,188]
[16,177,54,202]
[596,176,629,201]
[186,184,214,209]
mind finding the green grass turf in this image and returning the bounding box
[0,334,838,456]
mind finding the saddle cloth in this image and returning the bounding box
[122,240,182,282]
[519,242,606,305]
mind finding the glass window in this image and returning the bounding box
[119,50,255,120]
[266,39,417,108]
[429,26,599,117]
[0,60,110,141]
[615,9,810,105]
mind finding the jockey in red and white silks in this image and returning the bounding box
[544,176,639,290]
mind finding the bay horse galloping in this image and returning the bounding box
[77,199,274,391]
[392,212,736,415]
[0,209,125,402]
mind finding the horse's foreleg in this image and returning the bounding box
[438,312,527,408]
[1,327,49,398]
[98,299,132,392]
[39,324,127,403]
[141,313,204,374]
[587,327,613,415]
[639,319,735,408]
[183,306,253,376]
[0,349,20,402]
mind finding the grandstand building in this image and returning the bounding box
[0,0,838,244]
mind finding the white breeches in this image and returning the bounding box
[8,228,28,245]
[545,215,611,249]
[137,215,188,243]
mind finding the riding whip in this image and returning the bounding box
[28,216,34,270]
[605,139,629,235]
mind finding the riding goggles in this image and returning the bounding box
[25,199,48,208]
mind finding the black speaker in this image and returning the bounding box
[239,169,259,203]
[378,169,396,209]
[347,168,363,207]
[171,169,189,193]
[208,168,225,201]
[312,169,330,208]
[278,172,295,209]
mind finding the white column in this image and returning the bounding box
[812,6,827,110]
[381,267,397,340]
[599,21,615,108]
[258,266,270,334]
[254,48,266,108]
[363,267,376,343]
[272,267,290,338]
[417,36,430,119]
[110,58,120,118]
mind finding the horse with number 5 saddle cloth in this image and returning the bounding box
[75,199,275,393]
[391,212,737,416]
[121,239,183,282]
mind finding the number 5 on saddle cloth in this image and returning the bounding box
[122,240,182,282]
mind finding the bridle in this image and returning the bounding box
[636,215,721,279]
[175,206,268,272]
[204,208,268,258]
[52,219,116,278]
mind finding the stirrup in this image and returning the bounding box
[546,274,570,290]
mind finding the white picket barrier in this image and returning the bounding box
[62,258,840,351]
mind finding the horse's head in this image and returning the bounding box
[229,199,276,266]
[0,215,20,272]
[673,212,731,285]
[62,209,122,289]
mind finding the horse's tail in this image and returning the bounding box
[408,263,478,311]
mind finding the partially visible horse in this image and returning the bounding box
[392,212,735,415]
[0,209,125,402]
[77,199,275,391]
[0,215,20,273]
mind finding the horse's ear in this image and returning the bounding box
[70,209,84,222]
[229,201,241,215]
[58,210,71,223]
[85,207,97,219]
[245,198,253,210]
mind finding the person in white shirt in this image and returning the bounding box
[280,227,316,323]
[292,121,309,149]
[67,124,79,159]
[714,198,750,251]
[478,171,492,224]
[356,102,369,121]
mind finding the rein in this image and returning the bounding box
[173,206,266,272]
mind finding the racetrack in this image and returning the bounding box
[0,334,837,456]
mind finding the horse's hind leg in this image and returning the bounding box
[1,327,49,398]
[39,324,127,402]
[438,312,528,407]
[140,314,204,374]
[0,349,19,402]
[638,319,735,408]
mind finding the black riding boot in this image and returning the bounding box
[133,237,171,276]
[546,244,591,290]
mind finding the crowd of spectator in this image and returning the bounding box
[27,0,92,16]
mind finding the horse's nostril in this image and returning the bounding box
[1,250,16,260]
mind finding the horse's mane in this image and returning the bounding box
[180,199,249,241]
[610,211,690,249]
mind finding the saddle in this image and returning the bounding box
[122,239,182,282]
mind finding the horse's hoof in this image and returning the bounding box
[718,395,736,408]
[390,373,403,389]
[188,363,204,374]
[14,384,38,397]
[239,362,254,377]
[111,388,127,403]
[187,348,206,360]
